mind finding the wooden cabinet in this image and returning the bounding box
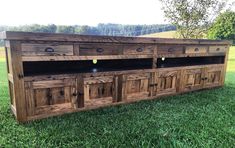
[181,65,224,92]
[83,76,118,107]
[204,65,224,88]
[181,68,204,92]
[2,31,230,122]
[150,70,179,96]
[122,73,151,100]
[25,79,77,116]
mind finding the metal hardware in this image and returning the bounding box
[45,47,55,52]
[216,48,220,51]
[136,48,143,52]
[194,48,199,52]
[60,90,64,96]
[18,74,24,79]
[168,48,174,52]
[96,48,104,53]
[72,93,77,96]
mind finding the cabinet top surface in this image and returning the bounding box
[0,31,232,45]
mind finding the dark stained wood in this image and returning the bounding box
[2,31,231,122]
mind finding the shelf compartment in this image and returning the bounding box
[23,58,153,76]
[157,56,225,68]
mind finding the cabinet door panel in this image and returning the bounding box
[204,65,224,88]
[156,70,178,95]
[181,68,204,92]
[25,78,77,116]
[84,76,117,107]
[123,73,151,100]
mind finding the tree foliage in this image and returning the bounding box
[0,23,176,46]
[159,0,229,39]
[208,11,235,43]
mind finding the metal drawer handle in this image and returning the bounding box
[216,48,220,51]
[45,47,55,52]
[96,48,104,53]
[194,48,199,52]
[136,48,144,52]
[168,48,174,52]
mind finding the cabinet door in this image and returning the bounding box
[204,65,224,88]
[83,76,117,107]
[25,79,77,116]
[181,68,204,92]
[151,70,178,96]
[123,73,151,100]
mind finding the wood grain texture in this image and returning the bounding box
[2,31,231,122]
[9,41,27,122]
[22,43,74,56]
[1,31,232,45]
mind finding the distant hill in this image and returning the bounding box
[140,30,177,38]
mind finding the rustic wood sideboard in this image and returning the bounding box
[0,31,232,122]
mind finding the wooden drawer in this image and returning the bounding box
[83,76,117,107]
[158,45,185,55]
[185,46,207,54]
[209,46,227,53]
[22,43,74,56]
[25,79,77,116]
[79,43,123,56]
[123,44,154,55]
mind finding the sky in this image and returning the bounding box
[0,0,167,26]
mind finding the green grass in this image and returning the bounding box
[141,31,177,38]
[0,47,234,147]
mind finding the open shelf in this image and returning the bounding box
[157,56,225,68]
[23,58,153,76]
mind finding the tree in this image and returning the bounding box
[159,0,229,39]
[208,11,235,43]
[56,25,75,34]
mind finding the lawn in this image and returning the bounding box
[141,30,178,38]
[0,47,234,147]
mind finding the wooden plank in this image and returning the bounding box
[185,46,208,54]
[32,79,73,89]
[9,41,27,122]
[22,55,153,61]
[77,75,84,108]
[8,74,13,83]
[123,44,154,55]
[158,44,185,54]
[21,43,74,56]
[209,46,227,53]
[79,43,123,56]
[1,31,232,45]
[25,82,35,116]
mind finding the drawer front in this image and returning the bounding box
[123,44,154,55]
[185,46,207,54]
[158,45,185,55]
[79,44,123,56]
[22,43,74,56]
[209,46,227,53]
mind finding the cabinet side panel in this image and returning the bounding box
[9,41,27,122]
[221,45,230,85]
